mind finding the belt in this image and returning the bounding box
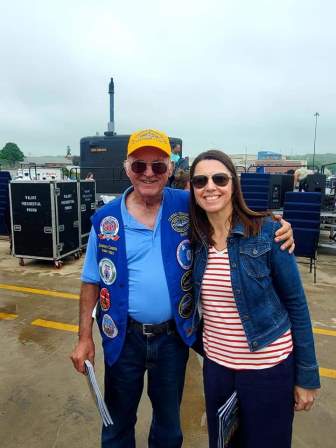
[128,317,175,336]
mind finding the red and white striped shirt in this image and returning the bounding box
[201,247,293,370]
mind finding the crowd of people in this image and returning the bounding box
[71,129,319,448]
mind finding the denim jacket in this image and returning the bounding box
[193,217,320,389]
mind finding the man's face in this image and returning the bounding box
[125,147,172,200]
[173,144,181,155]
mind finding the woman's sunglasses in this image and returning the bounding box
[191,173,233,189]
[130,160,168,175]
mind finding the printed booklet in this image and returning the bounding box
[217,390,239,448]
[84,360,113,427]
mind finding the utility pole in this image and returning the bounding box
[312,112,320,171]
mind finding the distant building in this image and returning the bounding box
[258,151,282,160]
[187,152,306,175]
[18,156,79,180]
[254,159,306,174]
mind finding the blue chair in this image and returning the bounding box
[283,192,322,283]
[240,173,270,211]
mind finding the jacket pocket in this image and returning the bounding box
[240,242,271,279]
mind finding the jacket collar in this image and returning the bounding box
[230,221,245,236]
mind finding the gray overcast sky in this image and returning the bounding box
[0,0,335,157]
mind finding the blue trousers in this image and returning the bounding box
[101,326,189,448]
[203,354,295,448]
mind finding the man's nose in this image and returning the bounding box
[143,163,154,176]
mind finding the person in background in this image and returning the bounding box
[85,172,95,181]
[171,169,190,190]
[168,143,182,186]
[294,167,313,191]
[70,130,294,448]
[170,143,181,165]
[190,150,320,448]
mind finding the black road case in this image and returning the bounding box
[9,181,80,267]
[0,171,11,236]
[78,180,96,248]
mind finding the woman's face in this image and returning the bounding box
[192,159,233,215]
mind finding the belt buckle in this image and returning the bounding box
[143,324,154,336]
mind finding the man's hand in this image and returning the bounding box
[273,216,295,253]
[294,386,318,412]
[70,337,95,374]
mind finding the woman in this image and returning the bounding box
[190,150,320,448]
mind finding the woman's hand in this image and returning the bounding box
[273,216,295,253]
[294,386,319,411]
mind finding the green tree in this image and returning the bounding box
[0,142,25,163]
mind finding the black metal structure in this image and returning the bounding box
[80,135,182,194]
[301,173,326,200]
[80,78,183,194]
[9,181,80,268]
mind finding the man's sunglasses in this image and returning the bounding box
[130,160,168,175]
[191,173,233,189]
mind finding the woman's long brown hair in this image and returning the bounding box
[189,150,270,246]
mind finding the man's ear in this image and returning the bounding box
[123,160,130,177]
[168,160,174,177]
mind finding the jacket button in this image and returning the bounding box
[242,315,249,321]
[236,289,241,295]
[231,262,237,268]
[252,341,258,347]
[253,248,258,255]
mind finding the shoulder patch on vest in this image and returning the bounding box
[176,239,193,270]
[102,314,118,338]
[99,216,120,241]
[169,212,190,235]
[99,258,117,285]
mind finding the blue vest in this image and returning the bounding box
[91,187,197,366]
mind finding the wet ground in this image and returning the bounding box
[0,236,335,448]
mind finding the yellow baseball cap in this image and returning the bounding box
[127,129,171,157]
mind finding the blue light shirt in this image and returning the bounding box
[81,190,172,323]
[171,153,180,163]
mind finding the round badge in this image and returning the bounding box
[100,216,119,240]
[100,288,111,311]
[178,294,194,319]
[176,239,193,270]
[181,270,192,291]
[102,314,118,339]
[169,212,190,234]
[99,258,117,285]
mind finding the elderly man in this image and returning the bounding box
[71,129,293,448]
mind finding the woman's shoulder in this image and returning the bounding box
[259,216,280,238]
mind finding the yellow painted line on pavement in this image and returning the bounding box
[320,368,336,379]
[0,283,79,300]
[31,318,79,333]
[313,327,336,337]
[26,320,336,380]
[0,312,18,320]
